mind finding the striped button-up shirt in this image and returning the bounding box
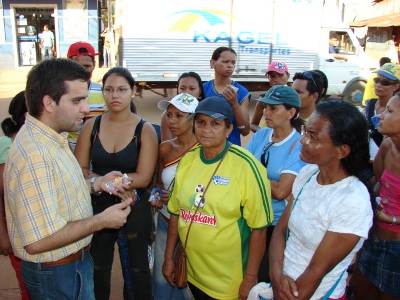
[4,115,92,263]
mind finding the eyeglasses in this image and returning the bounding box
[260,142,274,167]
[373,77,398,86]
[301,125,333,144]
[103,87,131,95]
[303,71,317,88]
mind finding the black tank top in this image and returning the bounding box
[90,115,145,204]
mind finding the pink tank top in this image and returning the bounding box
[377,169,400,233]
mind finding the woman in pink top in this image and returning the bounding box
[351,91,400,299]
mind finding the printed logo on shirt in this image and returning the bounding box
[180,208,217,227]
[212,175,230,185]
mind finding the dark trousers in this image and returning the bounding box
[258,226,275,282]
[188,282,216,300]
[91,198,153,300]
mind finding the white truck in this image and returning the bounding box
[116,0,374,103]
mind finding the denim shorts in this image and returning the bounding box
[357,236,400,296]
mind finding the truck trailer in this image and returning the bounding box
[116,0,374,103]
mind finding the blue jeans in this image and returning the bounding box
[20,250,95,300]
[41,47,52,60]
[152,212,192,300]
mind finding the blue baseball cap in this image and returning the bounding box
[191,96,233,122]
[256,85,301,108]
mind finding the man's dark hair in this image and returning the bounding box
[293,71,324,103]
[379,57,391,67]
[26,58,90,118]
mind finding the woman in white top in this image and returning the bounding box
[269,101,373,300]
[151,93,199,300]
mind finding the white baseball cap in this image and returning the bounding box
[157,93,199,113]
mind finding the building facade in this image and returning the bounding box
[0,0,101,69]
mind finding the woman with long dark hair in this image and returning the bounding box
[268,101,373,300]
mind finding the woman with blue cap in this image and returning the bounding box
[246,85,307,283]
[163,96,273,300]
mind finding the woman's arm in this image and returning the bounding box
[250,101,264,133]
[162,214,179,286]
[74,117,97,178]
[373,138,389,182]
[269,204,298,300]
[0,163,13,256]
[270,173,297,200]
[239,228,266,300]
[127,122,158,189]
[222,85,250,136]
[149,142,169,209]
[294,232,360,300]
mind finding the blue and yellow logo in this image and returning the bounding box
[167,9,236,33]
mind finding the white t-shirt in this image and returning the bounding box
[283,164,373,299]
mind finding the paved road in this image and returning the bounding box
[0,66,257,299]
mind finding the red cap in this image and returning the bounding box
[266,61,289,75]
[67,42,99,58]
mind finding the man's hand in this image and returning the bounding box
[99,198,133,229]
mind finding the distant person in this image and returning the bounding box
[329,34,348,61]
[350,92,400,300]
[40,24,54,60]
[0,91,30,300]
[100,28,111,68]
[67,41,105,150]
[250,61,290,133]
[160,71,205,142]
[362,57,391,106]
[292,71,324,122]
[4,58,133,299]
[203,47,251,145]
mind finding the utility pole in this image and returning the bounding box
[108,0,115,67]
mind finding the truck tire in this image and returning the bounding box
[342,81,366,105]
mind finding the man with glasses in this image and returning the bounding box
[67,42,106,151]
[292,71,324,122]
[362,57,391,106]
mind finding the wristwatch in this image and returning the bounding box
[392,215,397,226]
[90,177,103,196]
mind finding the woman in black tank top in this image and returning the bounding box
[75,67,158,300]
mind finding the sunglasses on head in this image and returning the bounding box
[373,77,398,86]
[303,71,317,87]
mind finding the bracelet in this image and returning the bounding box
[90,177,103,196]
[237,125,246,129]
[392,215,397,226]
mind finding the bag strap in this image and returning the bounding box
[321,269,346,300]
[134,119,145,152]
[286,169,318,241]
[183,144,231,249]
[90,114,102,147]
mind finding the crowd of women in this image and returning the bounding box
[0,46,399,300]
